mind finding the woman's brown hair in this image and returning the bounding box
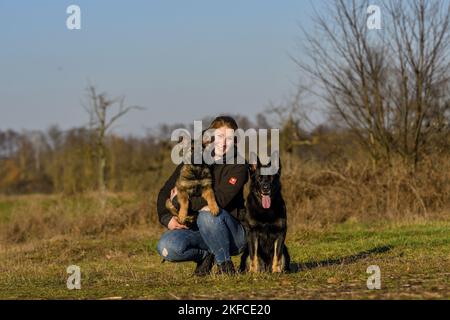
[208,116,238,131]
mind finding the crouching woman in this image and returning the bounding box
[156,116,248,276]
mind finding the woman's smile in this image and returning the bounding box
[214,127,235,157]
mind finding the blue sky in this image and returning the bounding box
[0,0,320,136]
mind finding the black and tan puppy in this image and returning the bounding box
[239,156,290,273]
[165,137,219,225]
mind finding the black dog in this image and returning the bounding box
[239,156,290,273]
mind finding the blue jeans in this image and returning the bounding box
[157,209,246,264]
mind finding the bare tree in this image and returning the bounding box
[385,0,450,165]
[84,85,143,193]
[267,86,316,154]
[296,0,450,167]
[29,130,48,172]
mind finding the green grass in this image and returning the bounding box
[0,199,17,223]
[1,221,449,299]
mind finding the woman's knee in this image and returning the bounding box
[197,209,228,231]
[157,231,184,261]
[156,233,170,258]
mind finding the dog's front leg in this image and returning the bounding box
[165,198,179,217]
[272,237,284,273]
[177,191,189,224]
[239,247,249,273]
[202,186,220,215]
[248,232,260,273]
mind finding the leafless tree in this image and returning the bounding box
[385,0,450,165]
[295,0,450,167]
[266,86,316,154]
[28,130,48,172]
[84,85,143,193]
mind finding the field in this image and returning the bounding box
[0,194,448,300]
[2,0,450,303]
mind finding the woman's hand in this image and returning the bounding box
[167,216,188,230]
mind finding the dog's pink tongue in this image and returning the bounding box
[262,195,271,209]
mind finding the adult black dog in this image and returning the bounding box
[239,156,290,273]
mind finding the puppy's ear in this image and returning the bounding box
[177,135,191,150]
[201,129,214,147]
[249,152,258,174]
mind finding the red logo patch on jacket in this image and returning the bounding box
[228,177,237,185]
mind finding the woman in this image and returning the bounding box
[156,116,248,276]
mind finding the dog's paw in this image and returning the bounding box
[272,265,282,273]
[249,263,260,273]
[183,215,196,225]
[177,215,188,225]
[209,204,220,216]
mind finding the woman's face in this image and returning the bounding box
[214,126,235,157]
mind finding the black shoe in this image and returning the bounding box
[217,260,236,275]
[193,253,215,277]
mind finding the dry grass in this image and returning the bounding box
[0,221,448,299]
[0,192,160,244]
[0,154,449,299]
[282,154,450,229]
[1,154,449,244]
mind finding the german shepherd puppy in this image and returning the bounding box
[239,156,290,273]
[165,137,219,225]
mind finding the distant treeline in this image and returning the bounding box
[2,111,448,196]
[0,113,300,194]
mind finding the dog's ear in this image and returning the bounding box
[262,152,281,175]
[249,163,257,174]
[270,151,281,175]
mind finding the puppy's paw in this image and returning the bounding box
[209,203,220,216]
[183,215,196,225]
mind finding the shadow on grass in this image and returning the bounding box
[289,245,393,273]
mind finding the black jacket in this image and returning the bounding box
[157,150,248,228]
